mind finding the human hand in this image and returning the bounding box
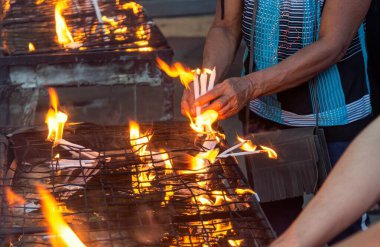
[194,76,257,119]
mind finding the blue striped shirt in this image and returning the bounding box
[242,0,372,127]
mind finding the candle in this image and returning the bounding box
[193,70,201,116]
[208,67,216,91]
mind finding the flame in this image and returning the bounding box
[182,149,219,175]
[5,187,26,206]
[36,0,45,4]
[129,121,155,194]
[260,145,278,159]
[228,239,244,247]
[120,2,143,14]
[156,57,194,89]
[161,149,174,205]
[36,185,86,247]
[45,88,68,142]
[28,42,36,52]
[55,0,81,48]
[237,136,257,152]
[188,110,219,134]
[129,120,151,156]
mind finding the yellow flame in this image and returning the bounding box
[36,185,86,247]
[5,187,26,206]
[260,145,278,159]
[28,42,36,52]
[35,0,45,4]
[188,110,219,134]
[45,88,68,142]
[237,136,257,152]
[156,57,194,89]
[228,239,244,247]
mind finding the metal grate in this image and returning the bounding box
[1,0,167,55]
[0,122,275,246]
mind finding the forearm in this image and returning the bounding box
[201,0,242,84]
[202,26,241,84]
[248,38,344,98]
[247,0,371,99]
[333,222,380,247]
[276,117,380,247]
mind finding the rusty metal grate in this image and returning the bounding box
[0,122,275,246]
[1,0,168,56]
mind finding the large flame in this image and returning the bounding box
[5,187,26,206]
[55,0,81,48]
[36,185,86,247]
[156,57,194,89]
[187,110,220,135]
[45,88,68,142]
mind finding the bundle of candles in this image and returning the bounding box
[192,67,216,116]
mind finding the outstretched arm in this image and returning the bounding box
[271,117,380,247]
[195,0,371,119]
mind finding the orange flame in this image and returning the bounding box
[5,187,26,206]
[129,120,151,156]
[187,110,219,134]
[156,57,194,89]
[45,88,68,142]
[260,145,278,159]
[237,136,277,159]
[182,149,219,175]
[28,42,36,52]
[36,185,86,247]
[55,0,81,48]
[237,136,257,152]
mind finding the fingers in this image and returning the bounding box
[195,84,225,107]
[201,96,229,113]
